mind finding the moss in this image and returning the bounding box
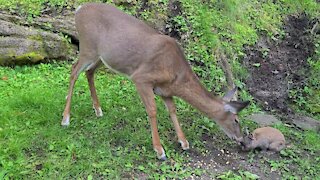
[28,34,43,41]
[0,56,10,65]
[0,52,45,66]
[15,52,45,63]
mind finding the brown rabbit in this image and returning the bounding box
[242,127,285,152]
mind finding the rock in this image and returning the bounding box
[0,12,77,42]
[248,114,282,127]
[0,19,77,65]
[30,15,77,43]
[292,115,320,131]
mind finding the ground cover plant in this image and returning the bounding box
[0,0,319,179]
[1,63,319,179]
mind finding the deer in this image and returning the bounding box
[61,3,250,160]
[242,127,286,152]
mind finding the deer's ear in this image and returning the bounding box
[223,87,237,102]
[224,101,250,114]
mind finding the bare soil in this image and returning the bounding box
[243,14,316,116]
[184,14,317,179]
[186,134,283,179]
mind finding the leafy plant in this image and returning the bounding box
[217,170,259,180]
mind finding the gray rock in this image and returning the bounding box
[0,12,77,41]
[0,18,77,65]
[248,114,282,127]
[292,115,320,131]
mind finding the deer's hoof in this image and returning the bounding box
[179,140,190,150]
[159,154,167,161]
[155,147,166,161]
[61,115,70,126]
[94,107,103,117]
[157,152,167,161]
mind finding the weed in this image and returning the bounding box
[217,170,259,180]
[0,0,319,179]
[0,63,202,179]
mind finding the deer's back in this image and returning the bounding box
[75,3,185,76]
[75,3,156,36]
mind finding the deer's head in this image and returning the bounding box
[215,88,249,144]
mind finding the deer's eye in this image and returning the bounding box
[235,118,239,123]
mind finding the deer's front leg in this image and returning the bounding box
[162,97,189,150]
[134,82,166,160]
[85,61,103,117]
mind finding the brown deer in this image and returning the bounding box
[61,3,249,160]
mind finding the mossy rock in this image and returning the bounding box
[0,19,77,66]
[0,52,45,66]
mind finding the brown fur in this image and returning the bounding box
[61,3,249,159]
[243,127,286,152]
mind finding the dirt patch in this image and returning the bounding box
[183,14,319,179]
[163,1,184,40]
[186,134,283,179]
[243,14,316,116]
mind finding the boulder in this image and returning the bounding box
[0,12,77,42]
[292,115,320,131]
[247,114,282,127]
[0,13,77,66]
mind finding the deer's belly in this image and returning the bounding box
[153,87,173,97]
[99,55,136,77]
[99,47,144,77]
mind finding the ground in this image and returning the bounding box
[0,62,319,179]
[243,14,315,116]
[0,2,319,179]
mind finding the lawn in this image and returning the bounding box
[1,62,319,179]
[0,0,319,179]
[0,62,206,179]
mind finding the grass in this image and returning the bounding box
[0,0,319,178]
[0,0,318,116]
[1,62,320,179]
[0,62,210,179]
[289,38,320,120]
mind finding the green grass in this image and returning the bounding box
[1,63,320,179]
[268,124,320,179]
[0,62,200,179]
[289,38,320,120]
[0,0,319,178]
[0,62,230,179]
[0,0,318,117]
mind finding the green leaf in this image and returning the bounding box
[87,174,93,180]
[252,63,261,67]
[138,165,145,171]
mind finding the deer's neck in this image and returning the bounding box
[175,75,224,119]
